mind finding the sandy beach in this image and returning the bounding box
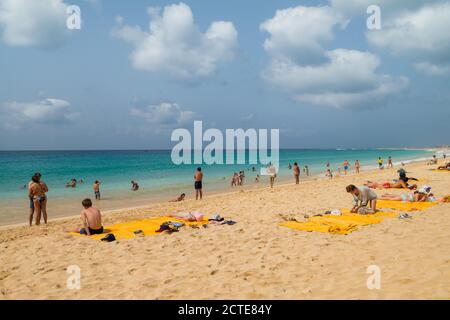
[0,160,449,300]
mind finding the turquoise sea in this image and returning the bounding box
[0,148,433,225]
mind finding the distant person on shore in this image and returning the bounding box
[343,160,349,175]
[267,164,277,188]
[428,155,438,165]
[231,172,238,187]
[326,169,333,179]
[28,173,48,226]
[346,184,377,214]
[131,181,139,191]
[378,157,384,169]
[326,161,330,169]
[255,175,260,183]
[169,193,186,202]
[239,170,245,186]
[303,165,309,176]
[293,162,300,184]
[28,173,39,226]
[437,162,450,170]
[194,167,203,200]
[93,180,101,200]
[67,198,103,236]
[288,163,292,170]
[387,156,393,169]
[355,160,360,174]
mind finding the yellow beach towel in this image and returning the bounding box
[281,220,358,235]
[72,217,208,241]
[377,200,438,211]
[280,210,391,235]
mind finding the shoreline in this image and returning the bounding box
[0,154,441,230]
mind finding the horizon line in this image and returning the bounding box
[0,147,441,152]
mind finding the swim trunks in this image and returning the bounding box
[80,226,104,235]
[194,181,202,190]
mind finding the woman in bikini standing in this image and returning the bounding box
[29,175,48,226]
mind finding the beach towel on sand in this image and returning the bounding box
[71,217,208,241]
[377,200,438,211]
[280,209,399,235]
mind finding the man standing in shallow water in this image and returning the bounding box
[194,167,203,200]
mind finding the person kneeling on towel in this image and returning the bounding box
[346,184,377,214]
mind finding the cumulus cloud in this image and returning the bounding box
[260,6,347,65]
[0,0,71,47]
[0,98,78,129]
[130,102,194,128]
[261,6,407,109]
[367,2,450,76]
[113,2,238,79]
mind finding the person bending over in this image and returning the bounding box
[346,184,377,214]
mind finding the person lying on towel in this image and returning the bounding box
[346,184,377,214]
[437,162,450,170]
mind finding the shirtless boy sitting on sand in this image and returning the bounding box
[67,198,104,236]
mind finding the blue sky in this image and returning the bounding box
[0,0,449,150]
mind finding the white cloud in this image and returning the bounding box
[113,2,238,79]
[0,0,71,47]
[130,102,194,127]
[260,6,347,65]
[265,49,408,108]
[367,2,450,76]
[261,6,408,109]
[415,62,450,76]
[0,98,78,129]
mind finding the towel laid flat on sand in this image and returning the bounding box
[280,210,392,235]
[72,216,208,241]
[377,200,438,211]
[281,199,439,235]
